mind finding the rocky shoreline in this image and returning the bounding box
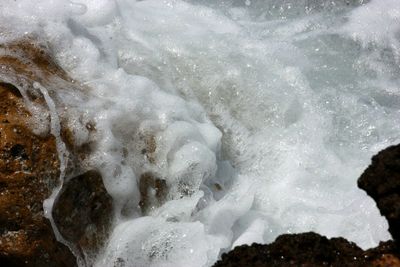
[0,40,399,266]
[213,145,400,267]
[0,75,77,266]
[0,39,112,266]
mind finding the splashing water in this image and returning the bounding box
[1,0,400,266]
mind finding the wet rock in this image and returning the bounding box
[0,37,116,266]
[213,144,400,267]
[213,233,400,267]
[358,144,400,244]
[372,254,400,267]
[139,172,168,214]
[52,170,113,264]
[0,82,76,266]
[365,240,400,266]
[0,38,72,87]
[213,232,365,267]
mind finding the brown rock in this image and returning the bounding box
[52,170,113,264]
[0,38,71,86]
[0,37,116,266]
[365,241,400,267]
[371,254,400,267]
[0,82,76,266]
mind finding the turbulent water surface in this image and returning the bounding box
[1,0,400,266]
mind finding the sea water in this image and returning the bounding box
[0,0,399,266]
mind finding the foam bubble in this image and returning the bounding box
[97,217,213,267]
[1,0,399,266]
[343,0,400,50]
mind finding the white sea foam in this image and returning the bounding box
[1,0,399,266]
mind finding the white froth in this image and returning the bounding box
[1,0,399,266]
[34,82,69,219]
[98,217,213,267]
[343,0,400,50]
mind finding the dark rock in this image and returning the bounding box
[52,170,113,264]
[139,172,168,214]
[213,233,400,267]
[213,144,400,267]
[213,232,367,267]
[358,144,400,244]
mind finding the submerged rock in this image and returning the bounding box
[213,144,400,267]
[52,170,113,264]
[0,82,76,266]
[139,172,168,214]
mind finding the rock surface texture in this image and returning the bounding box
[213,145,400,267]
[0,82,76,266]
[359,145,400,245]
[213,233,399,267]
[0,38,112,267]
[0,37,112,267]
[52,170,113,264]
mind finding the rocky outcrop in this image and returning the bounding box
[213,233,399,267]
[213,144,400,267]
[213,232,364,267]
[0,82,76,266]
[358,145,400,244]
[0,38,112,266]
[2,37,400,267]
